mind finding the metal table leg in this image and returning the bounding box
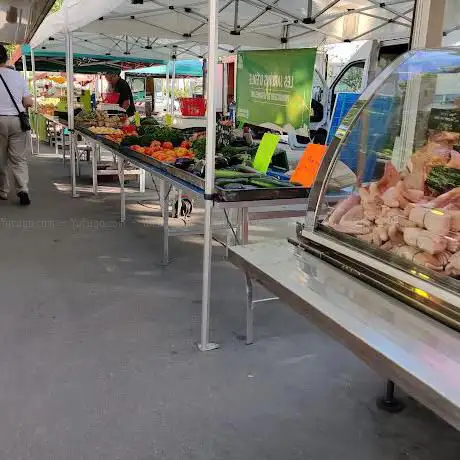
[76,136,81,177]
[160,179,169,265]
[92,141,98,195]
[198,198,219,352]
[245,274,254,345]
[376,379,405,413]
[62,131,66,165]
[239,207,255,345]
[54,124,59,156]
[139,169,146,193]
[118,157,126,223]
[69,133,78,198]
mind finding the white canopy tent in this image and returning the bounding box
[32,0,417,56]
[32,0,441,351]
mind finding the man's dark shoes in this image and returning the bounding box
[18,191,31,206]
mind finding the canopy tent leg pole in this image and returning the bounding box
[198,0,219,352]
[21,55,34,155]
[171,49,177,115]
[165,61,170,113]
[65,30,78,198]
[21,55,27,80]
[30,47,39,154]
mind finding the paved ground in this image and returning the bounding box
[0,147,459,460]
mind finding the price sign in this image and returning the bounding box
[133,112,141,127]
[252,133,280,173]
[290,144,327,187]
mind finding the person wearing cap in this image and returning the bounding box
[104,71,135,116]
[0,44,33,205]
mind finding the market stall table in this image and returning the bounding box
[228,239,460,431]
[74,129,320,265]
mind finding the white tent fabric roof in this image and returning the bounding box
[32,0,417,58]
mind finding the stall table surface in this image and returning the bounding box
[228,239,460,431]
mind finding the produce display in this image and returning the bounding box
[75,114,303,200]
[76,110,125,128]
[325,130,460,278]
[131,141,194,163]
[89,127,124,135]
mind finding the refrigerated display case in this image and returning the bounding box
[298,48,460,330]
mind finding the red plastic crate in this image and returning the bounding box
[179,97,206,116]
[102,92,120,104]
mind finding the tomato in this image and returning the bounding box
[162,141,173,150]
[180,140,191,149]
[151,140,161,147]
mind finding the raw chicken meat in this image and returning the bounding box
[429,187,460,209]
[409,206,452,236]
[404,154,426,191]
[328,194,360,224]
[340,204,364,224]
[436,251,451,267]
[446,233,460,253]
[359,186,382,221]
[382,185,406,208]
[322,129,460,279]
[403,228,447,255]
[391,245,444,271]
[446,251,460,276]
[376,162,400,193]
[448,210,460,232]
[446,151,460,169]
[327,195,371,235]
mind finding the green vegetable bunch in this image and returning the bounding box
[191,137,207,160]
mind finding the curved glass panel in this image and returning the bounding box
[313,49,460,288]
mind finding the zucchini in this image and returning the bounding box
[215,169,252,179]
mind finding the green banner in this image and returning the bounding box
[236,48,317,129]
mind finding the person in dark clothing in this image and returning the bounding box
[310,98,324,123]
[104,71,135,116]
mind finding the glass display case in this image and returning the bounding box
[299,48,460,330]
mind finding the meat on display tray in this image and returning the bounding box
[80,131,309,202]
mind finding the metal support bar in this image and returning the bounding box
[368,0,413,22]
[351,7,413,41]
[188,0,234,35]
[239,0,279,31]
[357,11,411,28]
[312,0,341,20]
[233,0,239,33]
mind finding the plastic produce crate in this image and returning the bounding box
[102,92,120,104]
[179,97,206,116]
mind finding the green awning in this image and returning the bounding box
[126,60,203,78]
[16,44,164,74]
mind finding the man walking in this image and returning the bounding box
[0,44,33,205]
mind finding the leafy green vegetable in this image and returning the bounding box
[135,125,184,145]
[191,137,207,160]
[140,117,159,126]
[426,166,460,194]
[122,135,142,146]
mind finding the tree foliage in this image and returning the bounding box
[50,0,63,14]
